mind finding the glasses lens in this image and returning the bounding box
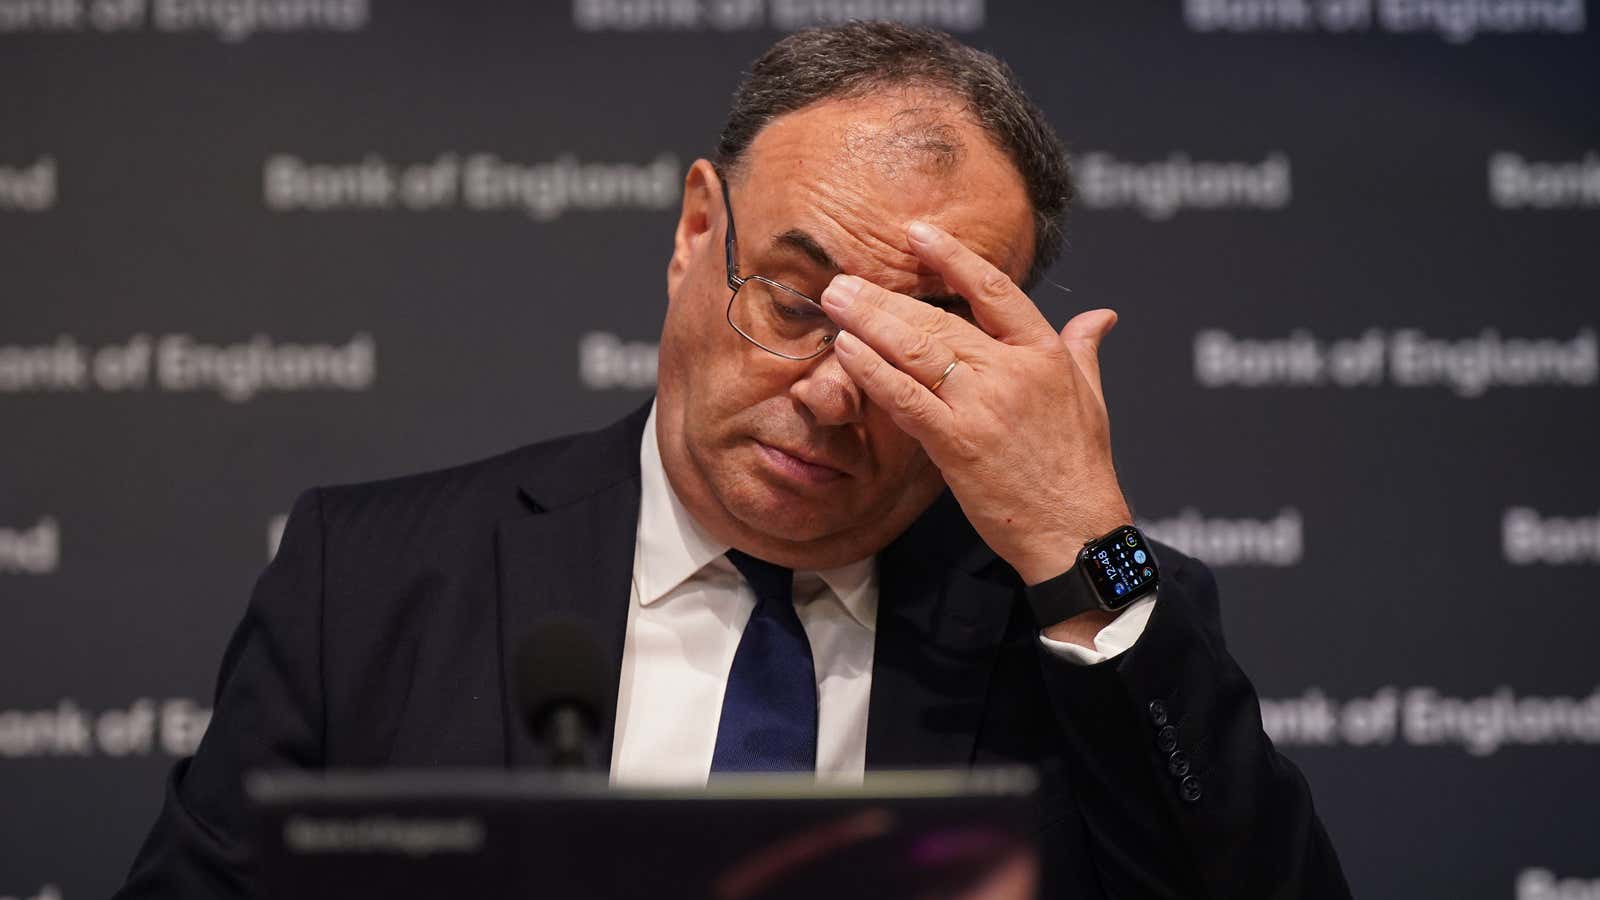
[731,278,837,359]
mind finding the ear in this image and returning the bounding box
[666,159,721,301]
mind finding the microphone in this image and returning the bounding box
[513,621,610,771]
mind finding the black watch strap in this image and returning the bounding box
[1024,563,1104,626]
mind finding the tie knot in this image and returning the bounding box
[725,549,794,605]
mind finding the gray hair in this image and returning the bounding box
[715,21,1072,291]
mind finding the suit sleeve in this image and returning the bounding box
[114,488,328,900]
[1032,548,1351,899]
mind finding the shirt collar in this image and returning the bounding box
[635,400,877,633]
[809,556,877,633]
[634,401,729,606]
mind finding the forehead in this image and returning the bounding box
[732,91,1034,290]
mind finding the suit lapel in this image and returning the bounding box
[496,402,650,768]
[866,491,1018,769]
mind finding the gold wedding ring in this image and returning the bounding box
[929,359,959,394]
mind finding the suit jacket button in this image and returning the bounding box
[1148,699,1168,726]
[1180,775,1202,803]
[1167,750,1190,777]
[1156,725,1178,753]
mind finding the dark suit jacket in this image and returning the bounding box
[116,401,1350,899]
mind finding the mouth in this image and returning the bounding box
[754,440,850,485]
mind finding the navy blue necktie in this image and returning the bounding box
[710,549,818,773]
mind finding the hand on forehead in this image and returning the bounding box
[734,93,1036,296]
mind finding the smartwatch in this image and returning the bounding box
[1025,525,1160,625]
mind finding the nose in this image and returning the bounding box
[789,347,864,427]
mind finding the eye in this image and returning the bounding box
[772,298,826,320]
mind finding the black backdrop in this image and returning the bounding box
[2,2,1598,898]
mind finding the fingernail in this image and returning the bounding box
[907,221,938,244]
[834,331,860,354]
[824,275,861,309]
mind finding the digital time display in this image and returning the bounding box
[1078,526,1159,610]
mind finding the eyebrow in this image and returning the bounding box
[768,228,971,309]
[772,229,837,272]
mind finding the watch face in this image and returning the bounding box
[1079,526,1160,610]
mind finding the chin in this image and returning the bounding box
[684,430,936,553]
[719,475,853,544]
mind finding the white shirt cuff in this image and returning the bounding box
[1036,593,1157,665]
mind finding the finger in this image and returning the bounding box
[820,277,968,393]
[831,330,958,447]
[905,221,1055,346]
[1059,308,1117,406]
[821,273,988,354]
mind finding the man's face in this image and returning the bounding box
[656,91,1035,568]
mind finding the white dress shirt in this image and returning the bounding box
[609,401,1156,786]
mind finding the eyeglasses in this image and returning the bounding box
[716,168,839,361]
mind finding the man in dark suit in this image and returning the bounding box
[117,22,1349,899]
